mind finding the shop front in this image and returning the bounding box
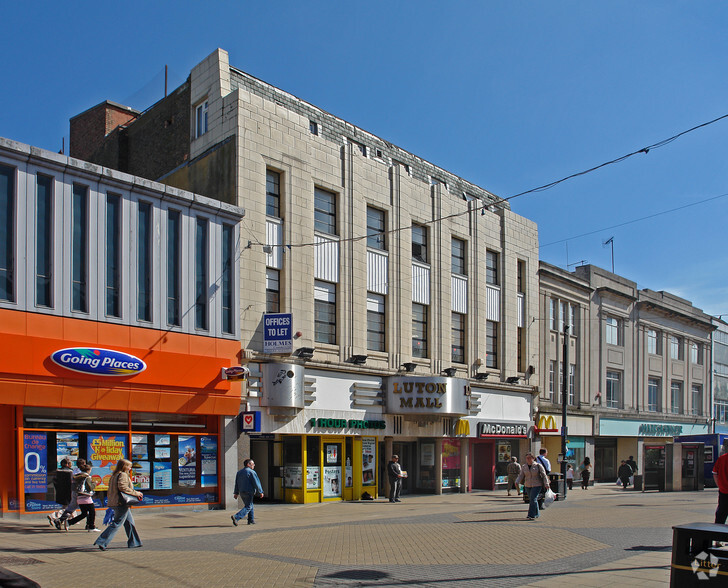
[471,421,529,490]
[535,413,594,476]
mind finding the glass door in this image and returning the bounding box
[322,440,342,499]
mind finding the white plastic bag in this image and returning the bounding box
[542,488,555,508]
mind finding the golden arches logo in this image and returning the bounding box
[537,416,557,430]
[454,419,470,436]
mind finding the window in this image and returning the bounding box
[569,364,576,405]
[0,164,14,302]
[412,224,428,264]
[549,361,556,402]
[647,329,661,355]
[366,207,386,250]
[266,268,280,313]
[692,384,702,416]
[166,210,181,326]
[452,312,465,363]
[549,299,557,331]
[606,370,622,409]
[314,187,337,235]
[221,224,234,334]
[517,326,525,372]
[451,238,466,275]
[486,250,499,285]
[670,335,683,360]
[648,378,660,412]
[195,100,208,137]
[560,301,568,332]
[315,280,336,344]
[36,174,53,308]
[195,218,209,330]
[570,305,578,336]
[671,381,683,414]
[266,170,281,218]
[517,260,525,294]
[486,320,498,369]
[105,194,121,318]
[605,316,620,346]
[716,401,728,424]
[137,202,152,322]
[309,120,318,135]
[71,184,88,313]
[412,302,428,358]
[691,342,703,365]
[367,293,385,352]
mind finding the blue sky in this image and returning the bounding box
[2,2,727,315]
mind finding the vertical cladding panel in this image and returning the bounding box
[367,250,389,295]
[314,234,339,283]
[451,275,468,313]
[266,218,283,269]
[517,293,525,328]
[486,285,500,322]
[412,262,430,305]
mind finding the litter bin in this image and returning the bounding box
[633,474,643,491]
[549,473,565,501]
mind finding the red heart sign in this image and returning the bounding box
[244,415,253,425]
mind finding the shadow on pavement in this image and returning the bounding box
[625,545,672,552]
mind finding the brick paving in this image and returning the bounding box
[0,484,719,587]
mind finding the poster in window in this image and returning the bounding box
[131,461,150,490]
[56,433,79,468]
[345,465,353,488]
[178,436,197,487]
[24,432,47,493]
[153,462,172,490]
[326,444,338,464]
[87,434,127,491]
[497,443,511,462]
[421,443,435,466]
[306,466,320,489]
[200,436,218,488]
[323,466,341,498]
[362,437,376,486]
[155,447,171,459]
[155,434,171,446]
[284,465,302,488]
[131,435,148,460]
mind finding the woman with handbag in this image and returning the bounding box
[515,452,550,521]
[94,459,143,550]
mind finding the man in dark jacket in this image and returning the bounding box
[618,460,633,490]
[49,458,73,529]
[387,455,405,503]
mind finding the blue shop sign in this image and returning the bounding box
[600,418,708,437]
[51,348,146,376]
[263,313,293,354]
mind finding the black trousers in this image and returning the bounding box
[68,503,96,527]
[715,491,728,524]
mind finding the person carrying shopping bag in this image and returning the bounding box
[515,452,550,521]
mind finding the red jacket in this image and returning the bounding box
[713,452,728,493]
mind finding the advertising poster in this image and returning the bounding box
[24,432,47,493]
[56,433,79,467]
[442,439,460,470]
[326,445,338,464]
[131,461,151,490]
[87,434,126,491]
[497,443,511,462]
[155,434,171,446]
[284,465,302,488]
[306,466,320,489]
[362,437,375,486]
[178,436,197,487]
[200,436,218,488]
[323,466,341,498]
[345,465,353,488]
[421,443,435,467]
[153,462,172,490]
[131,435,148,460]
[155,447,171,459]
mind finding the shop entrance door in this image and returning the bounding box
[392,442,414,494]
[322,439,343,500]
[472,442,494,490]
[595,439,617,482]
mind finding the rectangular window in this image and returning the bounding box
[412,224,428,264]
[195,100,208,138]
[549,299,557,331]
[71,184,88,313]
[560,301,568,332]
[692,384,702,416]
[36,174,53,308]
[412,302,428,358]
[647,329,661,355]
[366,207,386,250]
[517,260,525,294]
[452,312,465,364]
[486,320,498,369]
[549,361,556,402]
[137,202,152,322]
[266,169,281,218]
[315,280,336,344]
[105,194,121,317]
[451,238,466,275]
[691,342,703,365]
[0,164,14,302]
[569,364,576,405]
[195,217,209,330]
[716,401,728,424]
[671,381,683,414]
[167,210,181,326]
[314,187,337,235]
[605,316,620,345]
[221,224,234,334]
[517,326,524,372]
[648,377,660,412]
[670,335,682,360]
[486,250,499,285]
[266,268,280,313]
[309,120,318,135]
[367,293,385,352]
[570,304,578,336]
[606,370,621,409]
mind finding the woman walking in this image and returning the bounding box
[94,459,143,550]
[515,452,550,521]
[68,463,99,531]
[581,457,592,490]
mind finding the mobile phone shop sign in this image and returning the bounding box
[263,313,293,354]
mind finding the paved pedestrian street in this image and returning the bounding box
[0,484,719,587]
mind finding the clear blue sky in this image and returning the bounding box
[2,2,727,316]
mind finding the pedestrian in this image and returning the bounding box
[536,448,551,474]
[581,457,591,490]
[618,460,632,490]
[515,452,550,521]
[387,454,405,503]
[67,463,99,531]
[713,449,728,524]
[55,458,87,530]
[231,459,264,526]
[506,457,522,496]
[566,464,574,490]
[94,459,143,550]
[48,458,73,530]
[626,455,638,486]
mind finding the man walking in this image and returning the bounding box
[713,450,728,524]
[506,457,522,496]
[618,460,632,490]
[387,455,405,503]
[231,459,264,526]
[536,448,551,474]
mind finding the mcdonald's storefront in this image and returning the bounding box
[470,420,530,490]
[536,412,594,473]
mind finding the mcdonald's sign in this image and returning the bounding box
[454,419,470,436]
[535,415,558,433]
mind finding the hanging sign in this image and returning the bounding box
[263,313,293,354]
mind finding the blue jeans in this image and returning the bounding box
[94,506,142,548]
[526,486,542,518]
[233,492,255,522]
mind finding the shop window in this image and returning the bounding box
[345,438,353,489]
[323,442,342,498]
[306,436,321,489]
[362,437,377,487]
[282,436,302,489]
[442,439,461,491]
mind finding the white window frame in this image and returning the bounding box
[195,100,209,138]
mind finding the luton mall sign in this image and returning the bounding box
[385,377,470,416]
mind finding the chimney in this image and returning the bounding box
[69,101,139,162]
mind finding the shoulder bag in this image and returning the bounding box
[119,491,139,505]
